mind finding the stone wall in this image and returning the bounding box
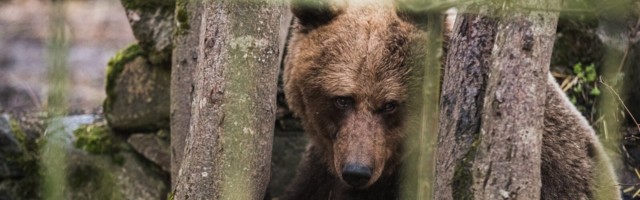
[102,0,307,198]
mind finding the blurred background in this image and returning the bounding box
[0,0,134,114]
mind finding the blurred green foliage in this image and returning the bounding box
[567,63,601,118]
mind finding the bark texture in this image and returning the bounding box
[170,0,203,189]
[471,1,560,199]
[437,1,560,199]
[173,1,284,199]
[435,4,497,200]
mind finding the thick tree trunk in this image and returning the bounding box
[437,1,560,199]
[435,4,497,200]
[471,1,559,199]
[173,1,284,199]
[170,0,203,189]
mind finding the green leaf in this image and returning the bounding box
[573,63,583,75]
[573,84,583,93]
[590,86,601,96]
[585,64,597,82]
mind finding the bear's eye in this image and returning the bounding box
[382,102,398,113]
[334,97,353,109]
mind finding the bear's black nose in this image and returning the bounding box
[341,164,372,188]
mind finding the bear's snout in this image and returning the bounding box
[341,163,372,188]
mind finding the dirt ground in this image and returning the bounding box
[0,0,136,113]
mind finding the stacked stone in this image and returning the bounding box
[103,0,174,176]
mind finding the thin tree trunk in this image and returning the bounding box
[171,0,203,189]
[401,13,442,200]
[173,0,284,199]
[471,1,560,199]
[435,4,497,200]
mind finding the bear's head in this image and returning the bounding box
[284,0,428,189]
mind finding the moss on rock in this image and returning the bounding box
[104,44,144,115]
[120,0,175,66]
[67,161,122,200]
[120,0,174,11]
[2,115,42,199]
[103,48,171,132]
[67,121,168,199]
[8,118,26,148]
[174,0,190,36]
[74,124,115,155]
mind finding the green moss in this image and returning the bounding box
[111,153,125,166]
[167,191,174,200]
[157,129,169,139]
[148,49,173,66]
[68,164,99,189]
[121,0,175,11]
[5,117,42,199]
[174,0,190,36]
[8,118,26,146]
[104,44,144,113]
[73,124,115,155]
[67,163,123,200]
[15,154,41,199]
[451,135,480,200]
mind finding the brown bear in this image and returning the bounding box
[281,0,620,199]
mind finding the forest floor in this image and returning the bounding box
[0,0,135,113]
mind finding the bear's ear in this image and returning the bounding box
[394,1,429,28]
[291,0,341,28]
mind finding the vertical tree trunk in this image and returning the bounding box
[435,4,497,200]
[401,13,442,200]
[437,1,560,199]
[171,0,203,189]
[173,0,284,199]
[471,1,559,199]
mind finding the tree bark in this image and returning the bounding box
[173,1,284,199]
[435,4,497,200]
[471,1,559,199]
[437,1,560,199]
[171,0,203,189]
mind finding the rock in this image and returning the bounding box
[104,45,171,132]
[0,182,19,200]
[0,113,170,200]
[71,122,169,200]
[0,85,38,113]
[66,149,168,200]
[0,112,170,200]
[74,122,116,154]
[121,0,175,65]
[0,114,23,179]
[127,131,170,172]
[0,113,41,200]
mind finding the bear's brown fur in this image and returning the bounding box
[282,2,420,199]
[281,1,620,199]
[541,74,619,199]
